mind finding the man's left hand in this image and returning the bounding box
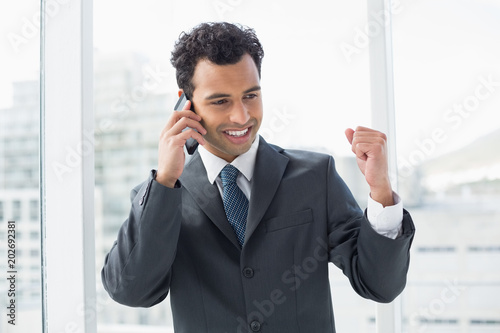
[345,126,394,207]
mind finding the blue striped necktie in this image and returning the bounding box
[220,164,248,246]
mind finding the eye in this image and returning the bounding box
[244,93,258,99]
[212,99,227,105]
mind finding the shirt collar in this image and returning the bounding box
[198,135,260,184]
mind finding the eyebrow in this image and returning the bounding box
[205,85,261,100]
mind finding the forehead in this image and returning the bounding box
[192,54,260,95]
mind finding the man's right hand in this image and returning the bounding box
[156,100,207,188]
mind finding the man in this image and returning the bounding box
[102,22,415,332]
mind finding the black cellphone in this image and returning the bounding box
[174,92,199,155]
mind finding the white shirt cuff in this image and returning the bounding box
[366,191,403,239]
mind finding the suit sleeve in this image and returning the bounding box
[326,157,415,303]
[101,170,183,307]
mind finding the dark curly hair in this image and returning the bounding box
[170,22,264,100]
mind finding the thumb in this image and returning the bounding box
[345,128,355,145]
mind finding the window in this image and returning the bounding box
[0,1,42,331]
[36,0,500,332]
[12,200,21,220]
[391,0,500,331]
[40,0,97,332]
[30,199,38,221]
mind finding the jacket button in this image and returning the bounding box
[243,267,254,278]
[250,320,261,331]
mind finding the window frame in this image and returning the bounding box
[367,1,401,332]
[41,0,97,332]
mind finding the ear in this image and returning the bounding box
[178,89,183,98]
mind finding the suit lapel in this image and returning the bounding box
[180,152,241,249]
[180,138,289,249]
[244,137,289,244]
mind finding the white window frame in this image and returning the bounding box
[39,0,401,332]
[41,0,96,332]
[367,0,401,332]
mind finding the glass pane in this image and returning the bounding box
[95,1,375,332]
[392,0,500,332]
[0,1,42,332]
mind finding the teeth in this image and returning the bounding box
[225,128,248,137]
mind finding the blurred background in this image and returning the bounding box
[1,0,499,332]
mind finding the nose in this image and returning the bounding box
[229,100,250,125]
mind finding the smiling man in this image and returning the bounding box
[157,52,263,189]
[102,22,415,333]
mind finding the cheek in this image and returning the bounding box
[200,115,222,133]
[252,107,263,124]
[252,100,263,117]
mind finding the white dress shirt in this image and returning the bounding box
[198,136,402,239]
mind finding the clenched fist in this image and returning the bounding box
[345,126,394,207]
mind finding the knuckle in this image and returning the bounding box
[177,116,188,126]
[188,128,199,136]
[159,130,169,140]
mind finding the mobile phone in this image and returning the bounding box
[174,92,199,155]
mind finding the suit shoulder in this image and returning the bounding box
[269,143,334,167]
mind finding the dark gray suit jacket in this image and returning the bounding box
[102,137,415,333]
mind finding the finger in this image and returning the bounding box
[354,141,387,162]
[352,126,387,140]
[345,128,355,145]
[351,133,387,149]
[160,127,206,151]
[162,110,202,134]
[171,109,201,124]
[351,142,368,161]
[351,136,387,148]
[169,117,207,136]
[182,99,192,111]
[354,125,379,133]
[176,128,206,146]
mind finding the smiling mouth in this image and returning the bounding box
[224,127,249,137]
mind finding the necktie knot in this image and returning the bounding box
[220,164,240,186]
